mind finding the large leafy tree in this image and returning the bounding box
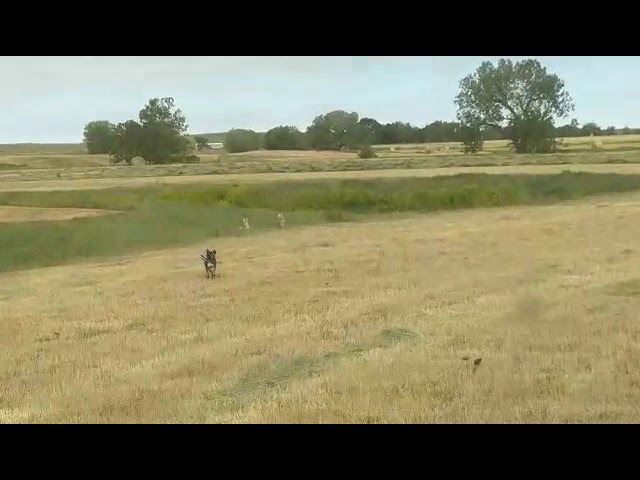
[306,110,362,150]
[225,129,262,153]
[83,120,116,154]
[358,117,383,145]
[455,59,575,153]
[263,126,307,150]
[109,97,194,164]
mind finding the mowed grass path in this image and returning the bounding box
[2,191,640,422]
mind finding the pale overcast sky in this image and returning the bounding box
[0,56,638,143]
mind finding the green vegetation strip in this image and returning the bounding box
[1,172,639,272]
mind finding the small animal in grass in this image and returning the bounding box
[200,249,217,279]
[276,212,285,229]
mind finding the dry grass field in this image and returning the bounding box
[3,163,640,193]
[0,205,117,223]
[0,134,639,184]
[2,135,640,423]
[2,191,640,423]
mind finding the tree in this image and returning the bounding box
[110,120,143,164]
[225,129,261,153]
[459,125,484,154]
[555,118,581,138]
[263,126,307,150]
[358,117,383,145]
[422,121,462,143]
[376,121,423,145]
[581,122,602,136]
[306,110,361,150]
[138,97,187,133]
[108,97,195,165]
[83,120,116,154]
[455,58,575,153]
[193,136,210,150]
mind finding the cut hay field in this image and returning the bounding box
[0,134,639,186]
[2,137,640,423]
[4,163,640,193]
[2,187,640,423]
[0,170,640,423]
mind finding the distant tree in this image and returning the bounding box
[455,58,575,153]
[377,121,422,144]
[581,122,602,136]
[358,117,383,144]
[225,129,261,153]
[193,135,210,150]
[459,124,484,154]
[109,97,195,165]
[138,97,188,133]
[604,126,616,136]
[83,120,116,154]
[306,110,361,150]
[422,121,462,143]
[509,118,557,153]
[263,126,307,150]
[555,118,582,138]
[483,125,505,141]
[110,120,144,164]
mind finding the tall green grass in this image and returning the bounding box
[1,172,640,272]
[160,171,640,213]
[0,200,324,272]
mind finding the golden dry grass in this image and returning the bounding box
[2,191,640,423]
[3,163,640,193]
[1,133,639,174]
[0,206,118,223]
[375,134,640,157]
[0,143,89,155]
[0,155,109,169]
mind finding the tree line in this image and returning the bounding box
[211,117,639,155]
[83,58,640,164]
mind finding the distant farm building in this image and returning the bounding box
[205,142,224,150]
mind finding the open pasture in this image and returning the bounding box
[0,134,639,185]
[2,181,640,422]
[1,169,640,423]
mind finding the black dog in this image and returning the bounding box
[200,249,217,279]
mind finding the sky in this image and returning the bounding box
[0,56,638,143]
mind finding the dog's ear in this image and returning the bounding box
[212,250,217,255]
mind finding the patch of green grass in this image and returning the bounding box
[160,172,640,214]
[207,326,421,414]
[212,353,341,410]
[0,197,324,272]
[376,327,421,346]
